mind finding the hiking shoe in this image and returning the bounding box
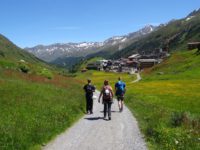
[108,117,111,120]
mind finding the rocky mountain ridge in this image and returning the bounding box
[25,25,157,62]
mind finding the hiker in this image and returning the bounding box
[83,79,96,114]
[98,80,114,120]
[115,77,126,112]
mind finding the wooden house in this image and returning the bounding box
[139,59,159,69]
[188,42,200,50]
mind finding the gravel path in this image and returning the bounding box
[131,73,141,83]
[43,90,147,150]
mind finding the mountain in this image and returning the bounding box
[0,34,41,63]
[112,8,200,59]
[25,25,157,67]
[25,42,104,62]
[0,34,55,77]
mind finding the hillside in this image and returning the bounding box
[76,49,200,149]
[0,34,41,63]
[112,9,200,59]
[128,50,200,149]
[0,34,85,150]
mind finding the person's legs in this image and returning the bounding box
[103,102,107,118]
[117,97,121,111]
[86,97,90,114]
[118,96,124,112]
[121,96,124,112]
[108,102,112,120]
[121,100,124,112]
[90,97,93,113]
[88,96,93,114]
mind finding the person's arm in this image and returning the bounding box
[98,87,103,103]
[124,83,126,94]
[114,83,117,92]
[110,86,114,99]
[92,85,96,92]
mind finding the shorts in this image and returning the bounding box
[117,95,124,101]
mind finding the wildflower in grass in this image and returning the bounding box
[174,139,179,145]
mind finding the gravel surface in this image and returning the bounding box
[43,91,147,150]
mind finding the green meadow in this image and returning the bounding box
[1,48,199,150]
[0,68,85,150]
[77,50,200,150]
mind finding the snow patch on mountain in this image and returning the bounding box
[186,16,194,21]
[25,24,157,62]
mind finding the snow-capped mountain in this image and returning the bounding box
[25,25,157,63]
[25,42,104,62]
[184,8,200,22]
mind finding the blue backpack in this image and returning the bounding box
[116,81,125,95]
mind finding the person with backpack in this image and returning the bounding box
[115,77,126,112]
[98,80,114,120]
[83,79,96,114]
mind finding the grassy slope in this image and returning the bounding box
[0,69,85,150]
[126,49,200,149]
[0,34,86,150]
[76,50,200,150]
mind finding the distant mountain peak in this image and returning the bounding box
[25,24,158,63]
[139,25,157,34]
[187,8,200,17]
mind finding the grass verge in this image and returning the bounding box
[0,70,85,150]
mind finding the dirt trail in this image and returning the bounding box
[131,73,141,83]
[43,90,147,150]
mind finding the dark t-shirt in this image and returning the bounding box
[83,84,95,97]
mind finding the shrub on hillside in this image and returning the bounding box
[0,51,5,57]
[171,112,186,127]
[18,63,30,73]
[38,68,53,79]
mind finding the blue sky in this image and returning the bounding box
[0,0,200,48]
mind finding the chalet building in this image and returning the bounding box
[125,60,138,68]
[86,63,100,70]
[128,54,141,61]
[81,68,87,73]
[188,42,200,51]
[162,45,169,53]
[138,59,159,69]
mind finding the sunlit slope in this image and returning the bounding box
[0,34,41,63]
[126,49,200,149]
[0,34,85,150]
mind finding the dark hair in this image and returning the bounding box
[104,80,108,85]
[87,79,91,83]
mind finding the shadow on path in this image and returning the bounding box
[99,111,118,113]
[84,117,103,121]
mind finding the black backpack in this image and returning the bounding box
[86,85,94,94]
